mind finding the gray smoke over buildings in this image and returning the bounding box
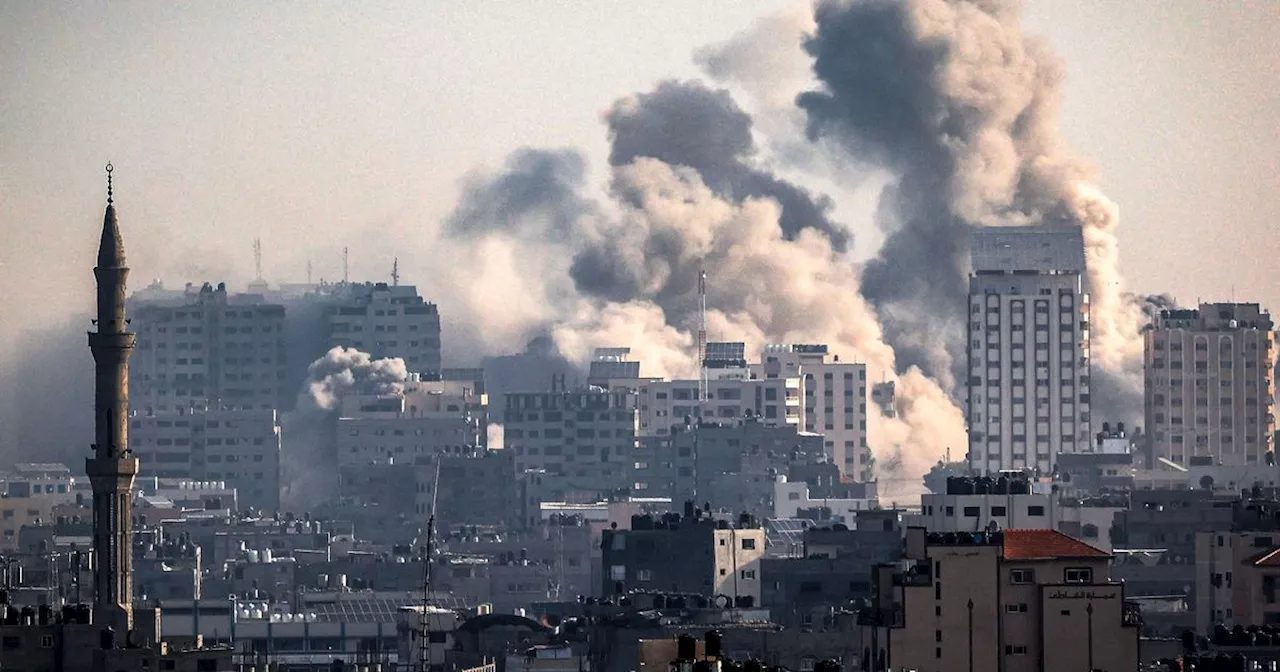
[602,80,848,253]
[281,346,408,510]
[798,0,1146,405]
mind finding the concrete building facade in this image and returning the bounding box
[967,226,1091,475]
[130,409,281,511]
[757,344,871,481]
[326,282,442,375]
[130,282,288,414]
[859,527,1140,672]
[504,389,638,500]
[600,510,765,605]
[1144,303,1276,467]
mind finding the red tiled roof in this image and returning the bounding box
[1253,548,1280,567]
[1000,529,1110,561]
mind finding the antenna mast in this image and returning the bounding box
[306,259,313,286]
[419,459,442,672]
[343,247,350,284]
[392,258,400,287]
[253,238,263,281]
[697,268,708,415]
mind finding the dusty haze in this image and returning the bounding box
[1,2,1277,490]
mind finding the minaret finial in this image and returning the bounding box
[106,163,114,205]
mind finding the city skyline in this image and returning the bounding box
[0,2,1277,348]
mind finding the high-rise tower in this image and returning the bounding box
[86,163,139,631]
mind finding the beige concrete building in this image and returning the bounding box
[967,226,1091,475]
[504,389,638,500]
[326,281,442,375]
[1195,529,1280,633]
[756,344,871,481]
[859,527,1140,672]
[1145,303,1276,467]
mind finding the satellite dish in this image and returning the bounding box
[714,595,729,608]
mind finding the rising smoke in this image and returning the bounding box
[798,0,1146,406]
[4,1,1154,499]
[281,346,408,510]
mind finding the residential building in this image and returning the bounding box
[756,344,871,480]
[326,281,442,375]
[130,281,288,413]
[1192,498,1280,633]
[910,473,1057,533]
[858,527,1140,672]
[967,225,1091,475]
[504,388,638,501]
[130,408,282,511]
[1144,303,1276,467]
[600,508,765,605]
[637,377,796,437]
[630,421,825,509]
[773,475,877,523]
[336,375,485,467]
[761,521,901,629]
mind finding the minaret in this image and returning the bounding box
[86,163,139,632]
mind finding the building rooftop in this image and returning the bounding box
[970,225,1085,273]
[1000,529,1108,561]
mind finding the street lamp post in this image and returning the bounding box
[967,598,975,672]
[1087,602,1095,671]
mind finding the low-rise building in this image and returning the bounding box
[858,527,1141,672]
[600,507,765,606]
[909,472,1057,533]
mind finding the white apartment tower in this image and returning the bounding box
[756,344,870,481]
[967,226,1090,475]
[1144,303,1276,467]
[327,282,442,375]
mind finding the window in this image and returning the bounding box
[610,565,625,581]
[1010,569,1034,584]
[1027,505,1045,517]
[1065,567,1093,584]
[991,506,1007,516]
[741,538,757,550]
[740,570,756,579]
[963,506,980,517]
[1004,603,1028,613]
[1004,646,1028,655]
[637,569,652,582]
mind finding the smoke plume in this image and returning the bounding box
[799,0,1145,403]
[282,346,408,509]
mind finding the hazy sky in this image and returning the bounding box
[1,0,1278,351]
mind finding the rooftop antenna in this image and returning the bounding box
[253,238,263,282]
[392,257,400,287]
[419,459,442,672]
[105,162,114,204]
[306,258,313,286]
[697,268,708,416]
[343,247,350,284]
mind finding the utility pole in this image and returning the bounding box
[420,459,442,672]
[343,247,350,284]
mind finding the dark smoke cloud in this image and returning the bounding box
[4,316,95,467]
[603,80,849,251]
[798,0,1143,406]
[445,148,596,242]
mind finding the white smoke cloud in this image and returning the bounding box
[283,346,409,510]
